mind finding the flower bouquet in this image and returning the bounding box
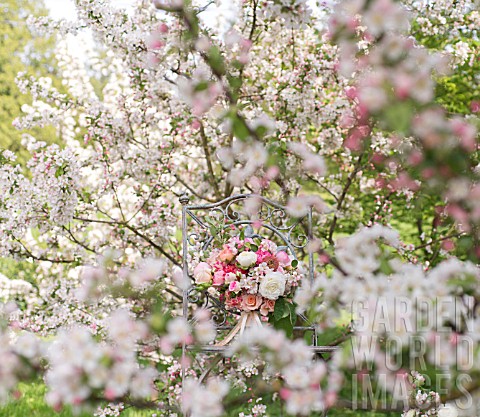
[192,232,304,345]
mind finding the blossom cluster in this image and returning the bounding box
[45,310,157,410]
[401,371,441,417]
[0,273,38,307]
[329,0,480,253]
[228,325,341,415]
[0,303,43,401]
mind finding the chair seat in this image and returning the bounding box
[186,345,340,353]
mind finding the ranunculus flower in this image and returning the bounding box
[212,270,225,286]
[219,246,235,262]
[260,299,276,316]
[259,272,286,300]
[193,262,212,284]
[241,294,263,311]
[263,254,279,270]
[276,251,291,266]
[236,251,257,268]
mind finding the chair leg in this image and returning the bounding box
[198,353,223,384]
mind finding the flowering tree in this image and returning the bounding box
[0,0,479,416]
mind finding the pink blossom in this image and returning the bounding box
[390,172,420,192]
[471,100,480,113]
[450,118,477,151]
[408,150,424,166]
[446,204,469,224]
[104,388,117,401]
[345,87,357,100]
[393,73,413,99]
[441,240,455,252]
[344,129,363,151]
[324,391,337,408]
[279,388,291,400]
[158,23,169,33]
[191,119,201,130]
[212,270,225,286]
[265,166,279,180]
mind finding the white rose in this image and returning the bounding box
[236,251,257,268]
[259,272,286,300]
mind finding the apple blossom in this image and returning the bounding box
[0,0,477,415]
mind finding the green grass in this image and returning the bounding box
[328,411,397,417]
[1,382,398,417]
[0,382,153,417]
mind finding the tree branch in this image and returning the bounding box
[327,152,365,245]
[199,121,221,199]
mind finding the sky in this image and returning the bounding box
[44,0,135,20]
[43,0,137,58]
[43,0,239,48]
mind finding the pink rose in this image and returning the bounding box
[193,262,212,284]
[260,299,276,316]
[228,281,240,293]
[219,246,235,262]
[212,270,225,286]
[241,294,263,311]
[276,251,291,266]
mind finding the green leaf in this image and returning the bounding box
[287,301,297,325]
[194,81,209,92]
[273,297,289,321]
[210,225,218,237]
[379,257,394,274]
[205,216,216,225]
[227,75,242,90]
[196,282,211,291]
[274,315,294,338]
[207,46,226,75]
[232,116,250,141]
[55,166,64,178]
[249,244,258,252]
[255,124,268,138]
[291,259,298,268]
[149,306,171,334]
[380,101,414,135]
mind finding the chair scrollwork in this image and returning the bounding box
[180,193,316,333]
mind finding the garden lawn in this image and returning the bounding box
[0,382,152,417]
[1,382,399,417]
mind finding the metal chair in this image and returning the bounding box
[179,193,336,414]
